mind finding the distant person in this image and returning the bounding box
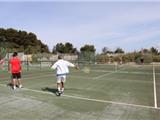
[140,57,144,64]
[9,52,22,90]
[0,58,5,70]
[119,57,123,65]
[51,55,79,96]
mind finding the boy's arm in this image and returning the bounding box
[67,61,79,70]
[51,62,57,70]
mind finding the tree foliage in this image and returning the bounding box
[0,28,49,54]
[150,47,159,55]
[80,44,96,53]
[78,44,96,63]
[102,47,113,54]
[114,47,124,54]
[52,42,77,54]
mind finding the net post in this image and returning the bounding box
[115,62,118,71]
[40,60,42,70]
[27,56,29,71]
[7,49,10,71]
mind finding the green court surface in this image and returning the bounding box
[0,64,160,120]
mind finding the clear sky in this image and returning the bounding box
[0,0,160,53]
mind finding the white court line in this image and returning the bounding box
[92,69,158,75]
[23,74,54,80]
[0,71,53,80]
[69,75,92,79]
[1,73,54,81]
[93,67,125,80]
[153,65,158,108]
[0,73,55,85]
[93,72,116,80]
[0,83,159,110]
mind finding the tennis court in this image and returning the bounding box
[0,64,160,120]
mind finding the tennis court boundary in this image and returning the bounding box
[93,71,116,79]
[93,67,125,80]
[0,83,159,110]
[0,73,55,84]
[153,65,158,108]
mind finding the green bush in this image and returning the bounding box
[96,54,109,63]
[153,55,160,62]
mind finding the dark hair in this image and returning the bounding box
[58,55,63,59]
[13,52,18,57]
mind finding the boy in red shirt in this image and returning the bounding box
[9,52,22,90]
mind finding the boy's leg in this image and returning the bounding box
[61,82,64,93]
[11,73,16,90]
[17,73,22,88]
[56,76,62,95]
[57,83,61,92]
[56,76,66,96]
[61,76,66,93]
[56,82,62,96]
[12,79,17,90]
[17,79,22,88]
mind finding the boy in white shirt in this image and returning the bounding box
[51,55,79,96]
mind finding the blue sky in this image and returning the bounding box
[0,0,160,53]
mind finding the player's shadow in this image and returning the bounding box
[6,83,19,88]
[6,83,12,87]
[41,87,57,95]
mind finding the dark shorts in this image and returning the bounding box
[140,59,144,63]
[12,73,21,79]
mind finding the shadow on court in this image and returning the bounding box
[41,87,57,95]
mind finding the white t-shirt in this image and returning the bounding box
[51,59,75,76]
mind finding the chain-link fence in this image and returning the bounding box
[1,48,159,72]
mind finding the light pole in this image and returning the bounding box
[0,36,6,56]
[0,36,7,70]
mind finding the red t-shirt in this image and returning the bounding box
[10,57,21,73]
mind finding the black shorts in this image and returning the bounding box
[12,73,21,79]
[140,59,144,63]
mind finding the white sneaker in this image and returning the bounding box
[61,88,64,94]
[19,85,22,88]
[61,90,64,94]
[56,91,61,96]
[13,86,16,90]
